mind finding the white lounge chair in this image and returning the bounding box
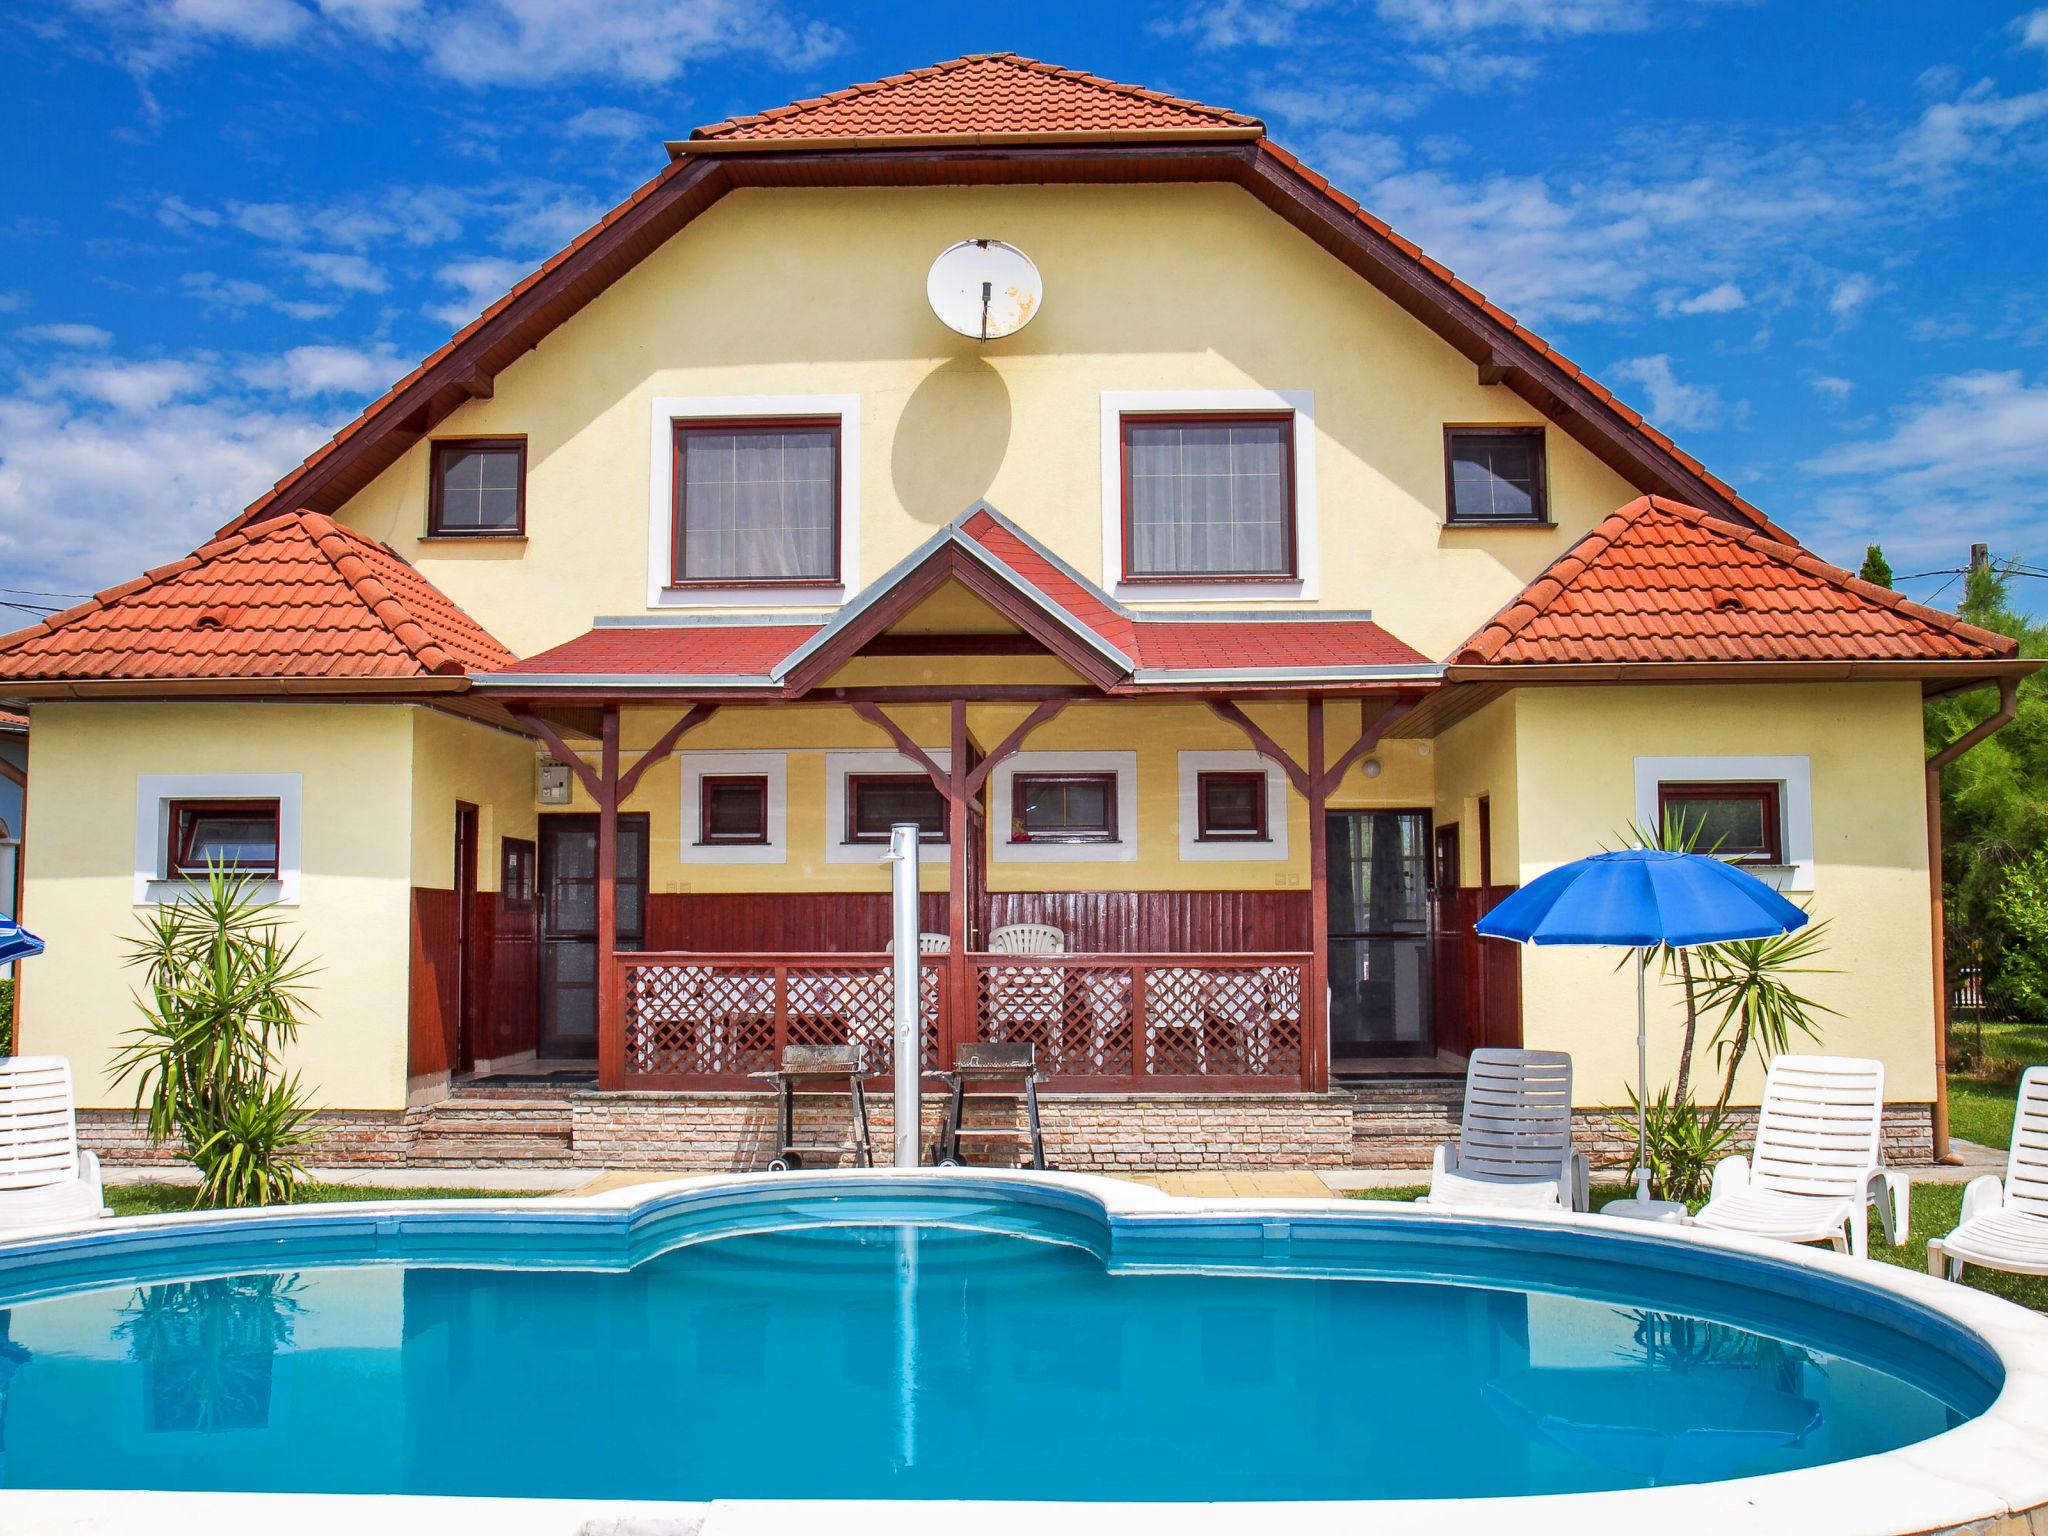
[1694,1054,1907,1260]
[0,1057,108,1228]
[1928,1064,2048,1282]
[1419,1048,1589,1212]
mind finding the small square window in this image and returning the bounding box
[429,438,526,536]
[699,775,769,845]
[1197,772,1268,841]
[1658,781,1783,864]
[1011,772,1117,844]
[1444,427,1548,525]
[167,799,280,878]
[847,774,947,844]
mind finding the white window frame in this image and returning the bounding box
[134,772,302,905]
[826,750,951,866]
[1634,754,1813,892]
[647,393,861,610]
[1100,388,1318,603]
[989,751,1138,865]
[1178,750,1291,862]
[678,751,788,866]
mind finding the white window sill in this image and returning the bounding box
[139,879,291,908]
[1114,579,1308,604]
[653,584,846,611]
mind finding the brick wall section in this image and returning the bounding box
[1344,1084,1937,1170]
[77,1093,1932,1172]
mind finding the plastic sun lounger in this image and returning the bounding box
[1929,1064,2048,1281]
[1693,1054,1908,1261]
[0,1057,108,1229]
[1417,1048,1590,1213]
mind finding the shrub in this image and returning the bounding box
[112,868,323,1208]
[0,976,12,1056]
[1609,1088,1733,1204]
[1989,848,2048,1020]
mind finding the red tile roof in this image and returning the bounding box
[960,508,1138,655]
[505,624,821,678]
[1457,496,2015,666]
[0,708,23,730]
[0,511,515,682]
[688,53,1261,146]
[1133,620,1427,671]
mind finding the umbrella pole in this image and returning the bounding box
[1635,949,1651,1201]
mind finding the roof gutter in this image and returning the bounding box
[1927,676,2022,1163]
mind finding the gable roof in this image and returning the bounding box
[0,511,515,685]
[210,53,1795,552]
[683,53,1262,150]
[478,503,1434,697]
[1456,496,2016,667]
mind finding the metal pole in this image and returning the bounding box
[1635,948,1651,1201]
[888,821,922,1169]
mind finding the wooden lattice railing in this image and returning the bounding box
[605,950,1312,1091]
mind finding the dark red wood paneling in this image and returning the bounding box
[474,891,539,1062]
[1431,884,1522,1056]
[642,889,1312,954]
[1478,884,1523,1050]
[408,887,461,1077]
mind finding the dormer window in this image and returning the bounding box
[672,418,840,586]
[1120,413,1296,581]
[1444,426,1549,526]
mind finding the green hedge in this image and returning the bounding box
[0,977,11,1056]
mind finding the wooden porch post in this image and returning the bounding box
[595,706,622,1088]
[1305,697,1331,1095]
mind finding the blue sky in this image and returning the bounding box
[3,0,2046,625]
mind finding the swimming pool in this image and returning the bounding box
[1,1171,2045,1533]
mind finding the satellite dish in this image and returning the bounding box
[926,239,1042,341]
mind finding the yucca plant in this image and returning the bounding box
[113,865,323,1208]
[1694,921,1838,1111]
[1607,1085,1734,1204]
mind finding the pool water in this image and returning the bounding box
[0,1213,1987,1502]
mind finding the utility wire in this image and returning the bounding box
[0,586,88,600]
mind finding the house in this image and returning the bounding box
[0,709,22,987]
[0,55,2032,1172]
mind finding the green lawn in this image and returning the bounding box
[106,1182,547,1217]
[1948,1018,2048,1149]
[1349,1179,2048,1314]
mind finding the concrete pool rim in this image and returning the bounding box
[0,1166,2044,1536]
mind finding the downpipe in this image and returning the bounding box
[887,821,922,1169]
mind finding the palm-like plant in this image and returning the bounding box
[1693,922,1838,1110]
[113,865,323,1207]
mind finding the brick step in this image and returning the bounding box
[407,1135,575,1166]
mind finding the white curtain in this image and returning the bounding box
[680,427,836,580]
[1126,420,1289,577]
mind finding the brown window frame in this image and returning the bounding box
[166,798,281,879]
[501,836,536,913]
[1119,411,1299,584]
[426,437,527,539]
[671,416,843,589]
[1657,780,1785,864]
[1009,771,1119,845]
[1195,770,1269,841]
[845,773,948,845]
[1442,425,1550,527]
[698,774,770,846]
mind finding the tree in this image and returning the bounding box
[1859,544,1894,589]
[1927,558,2048,1017]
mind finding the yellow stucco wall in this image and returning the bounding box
[18,701,417,1109]
[1507,683,1935,1107]
[408,708,540,894]
[331,182,1643,660]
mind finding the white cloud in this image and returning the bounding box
[1899,79,2048,173]
[1405,45,1541,91]
[179,272,339,321]
[286,250,387,292]
[1910,315,1976,342]
[1808,375,1854,403]
[1607,353,1729,431]
[1373,0,1662,36]
[162,0,309,45]
[1799,371,2048,569]
[38,357,214,411]
[2014,8,2048,52]
[1660,281,1748,316]
[240,343,407,399]
[312,0,423,44]
[1827,272,1884,321]
[429,256,526,328]
[564,106,656,141]
[15,323,113,348]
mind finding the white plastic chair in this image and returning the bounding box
[1694,1054,1907,1260]
[883,933,951,954]
[987,923,1064,955]
[0,1057,107,1228]
[1418,1048,1589,1212]
[1928,1065,2048,1281]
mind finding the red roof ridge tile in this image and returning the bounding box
[1454,494,2016,666]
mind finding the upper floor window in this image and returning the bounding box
[428,438,526,537]
[1444,426,1548,525]
[1120,413,1296,581]
[1011,772,1117,844]
[167,798,280,879]
[672,419,839,586]
[1658,780,1783,864]
[846,774,947,844]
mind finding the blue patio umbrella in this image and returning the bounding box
[0,917,44,966]
[1476,849,1808,1205]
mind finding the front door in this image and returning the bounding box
[537,814,648,1060]
[1326,809,1433,1064]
